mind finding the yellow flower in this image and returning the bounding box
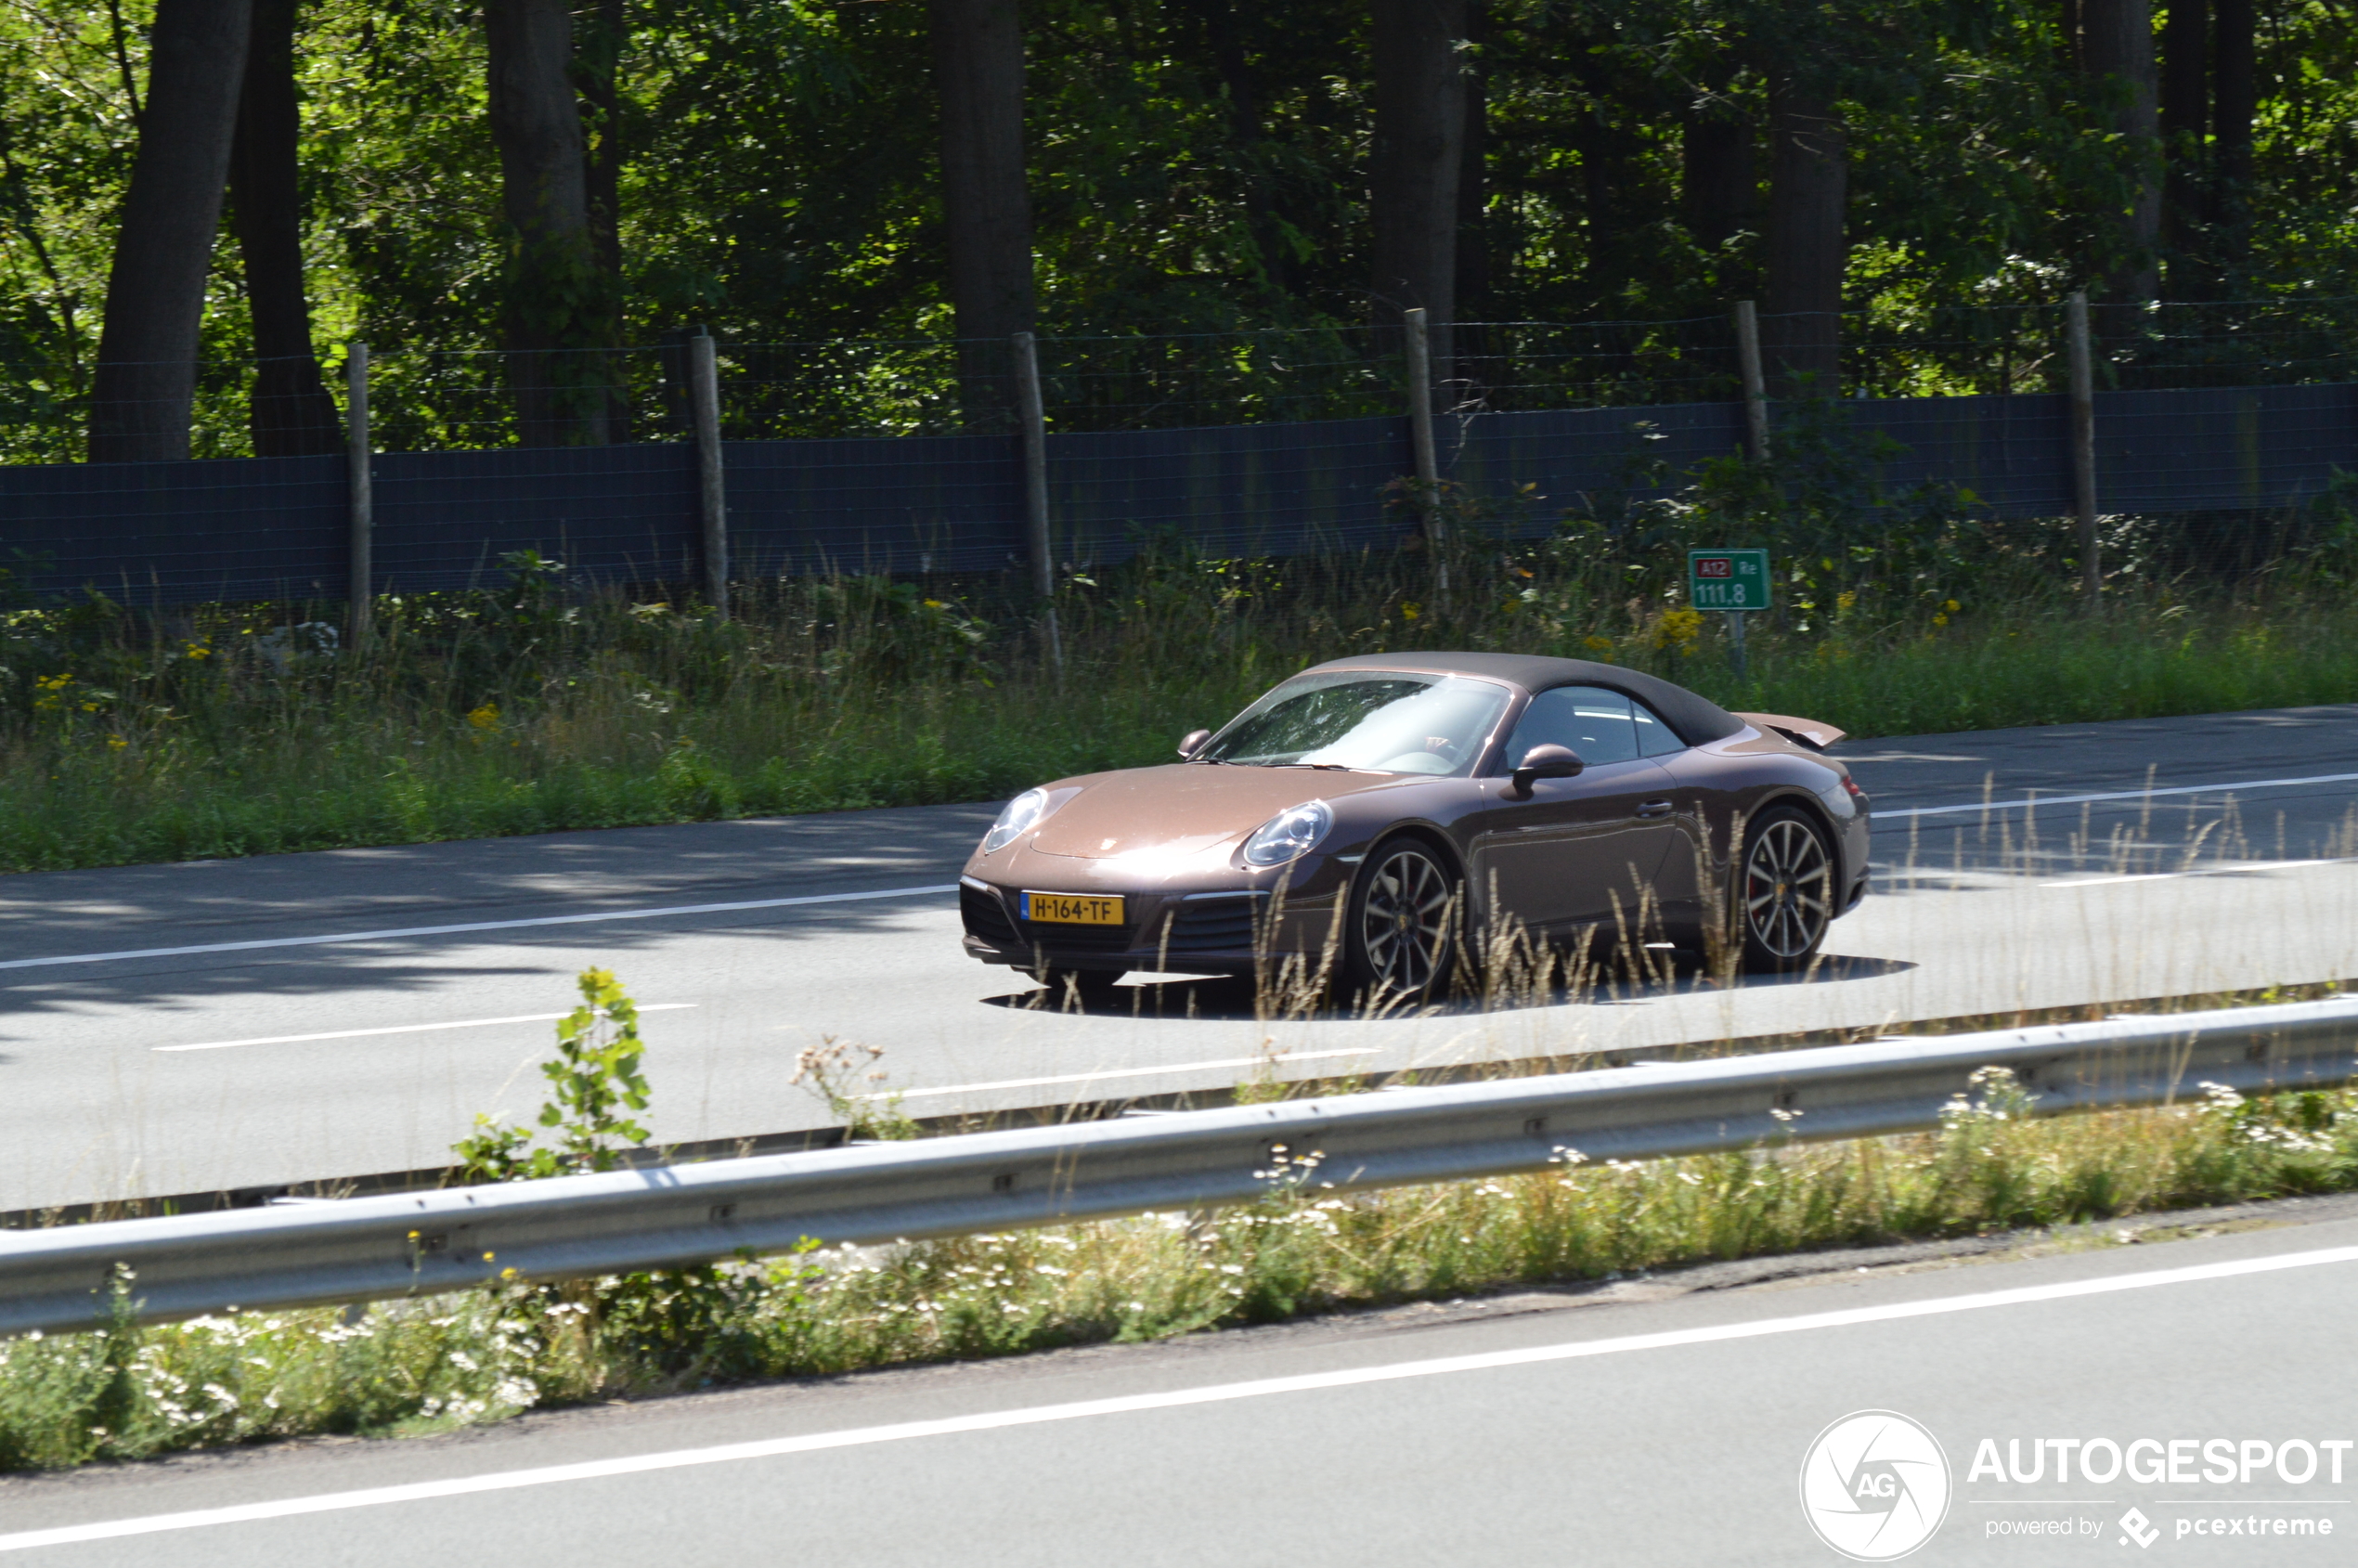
[107,735,128,750]
[1582,635,1614,654]
[1835,590,1856,612]
[1400,602,1421,621]
[1943,598,1961,614]
[923,599,945,609]
[1932,613,1950,627]
[466,703,499,731]
[183,642,211,659]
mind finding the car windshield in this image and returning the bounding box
[1198,672,1511,774]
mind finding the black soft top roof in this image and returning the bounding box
[1302,651,1747,747]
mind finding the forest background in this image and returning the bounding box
[6,0,2358,873]
[2,0,2352,463]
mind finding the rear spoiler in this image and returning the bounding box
[1736,711,1846,751]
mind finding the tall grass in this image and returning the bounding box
[7,438,2358,875]
[4,1072,2352,1472]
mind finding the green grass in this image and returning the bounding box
[4,1072,2352,1472]
[6,516,2358,874]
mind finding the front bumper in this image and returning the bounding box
[959,868,1345,976]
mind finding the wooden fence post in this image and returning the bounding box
[1403,305,1447,606]
[2066,290,2100,603]
[689,331,730,618]
[1011,330,1062,678]
[345,342,371,642]
[1733,300,1770,460]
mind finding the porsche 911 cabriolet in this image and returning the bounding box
[959,652,1869,998]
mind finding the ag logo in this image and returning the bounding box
[1799,1409,1952,1561]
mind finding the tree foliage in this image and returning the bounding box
[2,0,2355,459]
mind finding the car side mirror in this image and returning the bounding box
[1509,744,1584,797]
[1177,728,1212,759]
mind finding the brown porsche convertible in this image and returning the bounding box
[959,652,1870,997]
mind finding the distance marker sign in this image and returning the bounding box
[1687,548,1771,611]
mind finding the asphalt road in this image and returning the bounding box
[4,704,2357,1212]
[6,1198,2354,1563]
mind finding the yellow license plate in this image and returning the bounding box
[1022,891,1125,926]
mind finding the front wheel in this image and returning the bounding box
[1343,839,1461,1002]
[1735,806,1834,972]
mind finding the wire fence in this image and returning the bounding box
[3,298,2356,608]
[6,298,2358,461]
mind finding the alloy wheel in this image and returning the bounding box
[1357,846,1456,995]
[1742,816,1832,961]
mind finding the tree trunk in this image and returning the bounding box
[1683,109,1756,257]
[576,0,629,437]
[229,0,339,458]
[2079,0,2161,305]
[1181,0,1289,298]
[1761,84,1846,396]
[1369,0,1468,372]
[88,0,254,464]
[2209,0,2253,269]
[486,0,610,447]
[2157,0,2207,260]
[928,0,1034,430]
[1453,0,1491,354]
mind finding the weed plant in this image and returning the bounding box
[7,427,2358,873]
[4,1071,2354,1472]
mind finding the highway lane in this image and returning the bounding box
[2,703,2355,1212]
[6,1200,2355,1563]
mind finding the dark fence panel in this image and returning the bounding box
[1451,400,1746,524]
[1050,415,1408,563]
[0,453,345,604]
[725,432,1021,577]
[2,383,2353,606]
[2094,382,2358,514]
[372,444,700,594]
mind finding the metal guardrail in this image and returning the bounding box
[4,997,2355,1336]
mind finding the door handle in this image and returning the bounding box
[1635,799,1675,819]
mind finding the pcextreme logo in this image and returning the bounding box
[1800,1409,1954,1562]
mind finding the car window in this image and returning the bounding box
[1503,685,1640,768]
[1199,672,1511,775]
[1632,697,1684,757]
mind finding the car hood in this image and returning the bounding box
[1028,764,1397,860]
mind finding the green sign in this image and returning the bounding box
[1688,548,1771,611]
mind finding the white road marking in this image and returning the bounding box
[0,885,958,973]
[897,1047,1376,1100]
[151,1004,700,1053]
[1882,771,2358,820]
[2043,858,2337,888]
[5,1241,2351,1553]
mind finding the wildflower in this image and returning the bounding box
[107,735,128,749]
[1835,590,1857,612]
[466,704,499,731]
[1400,602,1421,621]
[1582,635,1613,654]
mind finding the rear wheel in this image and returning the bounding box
[1344,839,1460,1002]
[1735,807,1834,972]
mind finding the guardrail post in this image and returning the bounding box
[2066,290,2100,604]
[1404,305,1447,607]
[345,341,371,643]
[1011,330,1063,680]
[1733,300,1770,460]
[689,331,730,619]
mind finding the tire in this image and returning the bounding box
[1734,806,1835,972]
[1343,838,1461,1001]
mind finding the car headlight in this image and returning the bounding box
[982,787,1053,855]
[1242,799,1332,867]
